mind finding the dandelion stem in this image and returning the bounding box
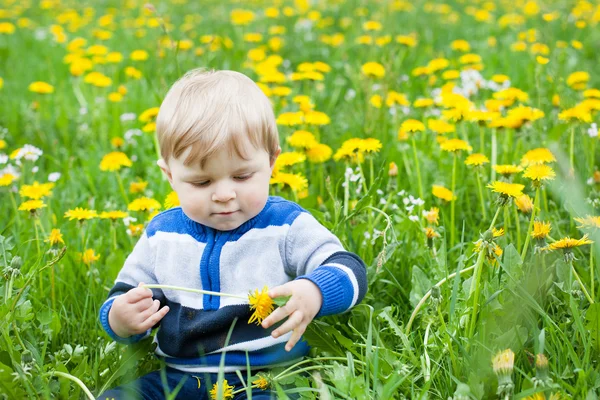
[47,371,95,400]
[569,125,575,174]
[467,250,486,340]
[491,129,497,182]
[513,204,521,253]
[437,306,458,374]
[591,248,595,300]
[142,284,247,300]
[450,153,457,248]
[411,136,424,201]
[521,187,540,260]
[115,172,129,204]
[571,263,594,304]
[343,162,350,218]
[476,170,487,220]
[405,264,476,334]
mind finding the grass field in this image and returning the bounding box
[1,0,600,398]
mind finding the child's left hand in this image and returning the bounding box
[261,279,323,352]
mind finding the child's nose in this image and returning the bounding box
[211,183,236,202]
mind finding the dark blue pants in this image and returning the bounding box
[98,367,274,400]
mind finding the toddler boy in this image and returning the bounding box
[99,69,367,399]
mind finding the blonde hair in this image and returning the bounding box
[156,69,279,167]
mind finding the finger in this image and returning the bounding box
[126,286,153,303]
[272,310,304,339]
[261,304,291,329]
[135,297,155,312]
[139,299,161,319]
[268,284,293,299]
[285,324,306,352]
[140,305,170,331]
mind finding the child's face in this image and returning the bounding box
[158,140,279,231]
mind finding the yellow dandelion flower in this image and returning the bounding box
[360,138,382,154]
[276,152,306,168]
[248,286,274,325]
[19,181,55,200]
[547,234,592,251]
[432,185,455,202]
[306,144,332,163]
[287,130,318,149]
[414,98,434,108]
[440,138,472,153]
[523,164,556,184]
[303,110,330,126]
[276,111,304,126]
[138,107,160,123]
[99,211,129,220]
[425,227,440,239]
[19,199,46,212]
[515,194,534,214]
[128,197,161,212]
[128,223,144,236]
[46,229,64,246]
[520,148,556,166]
[487,181,524,199]
[492,349,515,375]
[100,152,133,172]
[428,119,455,134]
[424,207,439,225]
[361,62,385,78]
[388,162,398,177]
[252,375,270,390]
[0,173,16,186]
[164,191,180,209]
[532,221,551,239]
[401,119,425,133]
[465,153,489,166]
[81,249,100,265]
[129,181,148,194]
[574,215,600,230]
[270,173,308,192]
[28,81,54,94]
[493,227,505,237]
[493,164,523,176]
[64,207,98,221]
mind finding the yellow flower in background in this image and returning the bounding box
[520,148,556,166]
[129,181,148,194]
[493,164,523,177]
[306,144,332,163]
[275,152,306,168]
[523,164,556,185]
[558,106,592,123]
[29,81,54,94]
[432,185,455,202]
[566,71,589,89]
[99,211,129,220]
[574,215,600,230]
[428,119,455,134]
[125,66,142,79]
[248,286,274,325]
[84,71,112,87]
[138,107,159,123]
[19,181,55,199]
[230,9,255,25]
[65,208,98,221]
[0,77,3,89]
[515,194,534,213]
[128,197,161,212]
[304,111,330,126]
[164,191,180,208]
[451,39,470,51]
[0,173,16,186]
[270,172,308,192]
[252,375,270,390]
[46,229,64,246]
[465,153,489,166]
[424,207,440,225]
[547,235,593,251]
[440,138,472,153]
[130,50,148,61]
[286,130,318,149]
[81,249,100,265]
[210,379,234,400]
[492,349,515,376]
[532,221,551,239]
[361,62,385,78]
[401,119,425,133]
[100,152,132,171]
[536,56,549,65]
[276,111,303,126]
[19,199,46,212]
[396,35,417,47]
[487,181,525,202]
[0,22,16,34]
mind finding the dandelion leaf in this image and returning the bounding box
[585,303,600,353]
[409,265,431,308]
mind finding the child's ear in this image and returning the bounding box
[157,159,174,186]
[269,148,281,169]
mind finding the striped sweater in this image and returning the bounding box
[99,196,367,372]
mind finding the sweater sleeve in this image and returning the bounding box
[285,212,367,317]
[99,231,159,344]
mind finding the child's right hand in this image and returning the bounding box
[108,282,170,338]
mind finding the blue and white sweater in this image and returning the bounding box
[99,196,367,372]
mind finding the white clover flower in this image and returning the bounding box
[120,112,137,122]
[48,172,61,182]
[587,123,598,138]
[0,154,7,164]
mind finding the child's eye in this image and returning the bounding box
[234,174,253,181]
[192,181,210,187]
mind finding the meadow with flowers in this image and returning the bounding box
[1,0,600,398]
